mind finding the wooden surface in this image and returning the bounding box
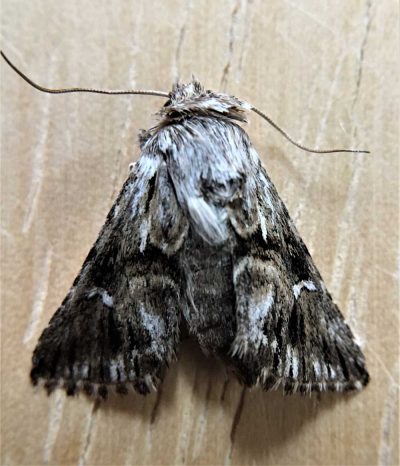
[1,1,399,465]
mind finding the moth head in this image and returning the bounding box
[158,77,251,125]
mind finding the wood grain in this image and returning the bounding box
[1,1,398,465]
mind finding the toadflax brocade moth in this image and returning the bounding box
[30,80,369,398]
[2,51,369,399]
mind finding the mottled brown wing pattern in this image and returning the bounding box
[31,151,188,397]
[230,163,369,394]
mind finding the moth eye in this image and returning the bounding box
[163,99,172,107]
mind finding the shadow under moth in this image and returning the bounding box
[2,52,370,399]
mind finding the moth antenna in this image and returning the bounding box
[251,105,370,154]
[1,51,169,98]
[2,50,369,154]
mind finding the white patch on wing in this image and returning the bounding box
[101,291,114,307]
[139,218,150,252]
[139,305,166,356]
[284,345,292,377]
[233,257,250,283]
[328,365,336,380]
[233,285,274,356]
[313,359,321,378]
[140,307,165,338]
[291,347,299,378]
[113,204,120,218]
[284,345,299,379]
[271,338,278,352]
[87,288,114,308]
[248,288,274,347]
[293,280,317,299]
[130,154,159,218]
[259,208,268,242]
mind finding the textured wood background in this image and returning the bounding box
[1,1,399,465]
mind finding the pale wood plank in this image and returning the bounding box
[1,1,398,465]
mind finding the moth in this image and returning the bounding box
[2,52,370,398]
